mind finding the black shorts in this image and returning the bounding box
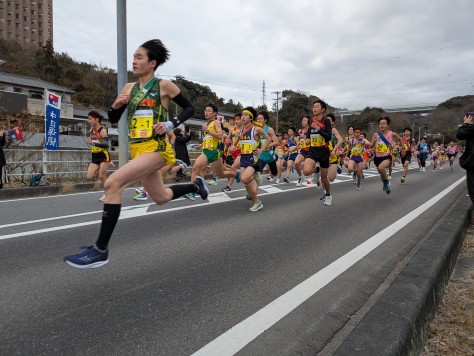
[447,153,457,159]
[224,155,234,166]
[374,155,392,167]
[308,147,330,169]
[401,151,412,165]
[91,151,109,165]
[299,150,309,159]
[241,155,265,172]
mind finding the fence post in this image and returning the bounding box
[42,149,48,174]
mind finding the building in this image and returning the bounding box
[0,0,53,49]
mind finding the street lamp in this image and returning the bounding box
[418,125,428,141]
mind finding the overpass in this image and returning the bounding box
[336,104,437,119]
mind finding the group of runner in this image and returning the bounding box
[64,38,459,269]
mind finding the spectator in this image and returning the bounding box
[173,127,191,177]
[0,129,8,189]
[456,112,474,203]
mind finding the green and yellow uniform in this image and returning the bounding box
[127,77,175,166]
[202,119,222,163]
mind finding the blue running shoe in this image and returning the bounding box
[64,245,108,269]
[337,166,342,174]
[194,176,209,200]
[383,181,391,194]
[133,192,148,201]
[185,192,196,201]
[356,183,361,190]
[235,170,241,183]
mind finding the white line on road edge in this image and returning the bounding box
[0,164,433,240]
[191,176,466,356]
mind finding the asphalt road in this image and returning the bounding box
[0,162,467,355]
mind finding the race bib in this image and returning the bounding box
[241,143,253,155]
[310,134,325,147]
[299,139,307,149]
[202,135,214,150]
[376,143,390,153]
[130,109,153,139]
[351,146,362,156]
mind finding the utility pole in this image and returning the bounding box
[272,91,281,133]
[262,81,266,107]
[116,0,128,167]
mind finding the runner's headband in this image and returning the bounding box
[242,110,254,119]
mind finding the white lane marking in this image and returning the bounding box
[207,192,233,204]
[0,164,426,240]
[191,176,466,356]
[259,185,283,193]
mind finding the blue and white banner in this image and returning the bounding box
[44,90,61,150]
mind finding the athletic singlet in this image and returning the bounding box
[309,118,329,148]
[287,136,298,154]
[447,146,457,155]
[90,125,108,154]
[240,125,259,156]
[231,126,241,150]
[375,131,393,157]
[259,125,276,163]
[298,128,309,151]
[439,148,446,156]
[202,120,220,150]
[401,136,413,152]
[128,79,167,144]
[350,137,365,157]
[418,143,430,155]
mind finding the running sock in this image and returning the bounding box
[170,183,198,200]
[95,203,121,251]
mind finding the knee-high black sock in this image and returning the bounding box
[95,204,121,251]
[169,183,198,200]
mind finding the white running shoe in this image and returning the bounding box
[296,177,303,187]
[249,201,263,212]
[99,194,105,202]
[275,178,280,184]
[323,195,332,206]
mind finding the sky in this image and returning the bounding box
[54,0,474,111]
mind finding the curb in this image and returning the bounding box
[333,193,471,355]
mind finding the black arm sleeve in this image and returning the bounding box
[320,117,333,141]
[168,93,195,128]
[108,105,127,124]
[93,137,109,149]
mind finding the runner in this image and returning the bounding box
[370,116,403,194]
[86,111,114,202]
[303,99,333,205]
[400,127,416,183]
[438,143,447,169]
[232,106,271,212]
[294,115,311,186]
[222,113,243,192]
[430,141,439,171]
[187,103,240,200]
[64,39,207,268]
[274,134,288,183]
[256,110,278,183]
[446,140,459,170]
[283,127,299,183]
[327,114,344,183]
[417,137,430,172]
[346,127,371,190]
[317,113,343,200]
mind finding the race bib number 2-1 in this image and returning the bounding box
[130,109,153,139]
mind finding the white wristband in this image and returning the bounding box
[164,121,174,132]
